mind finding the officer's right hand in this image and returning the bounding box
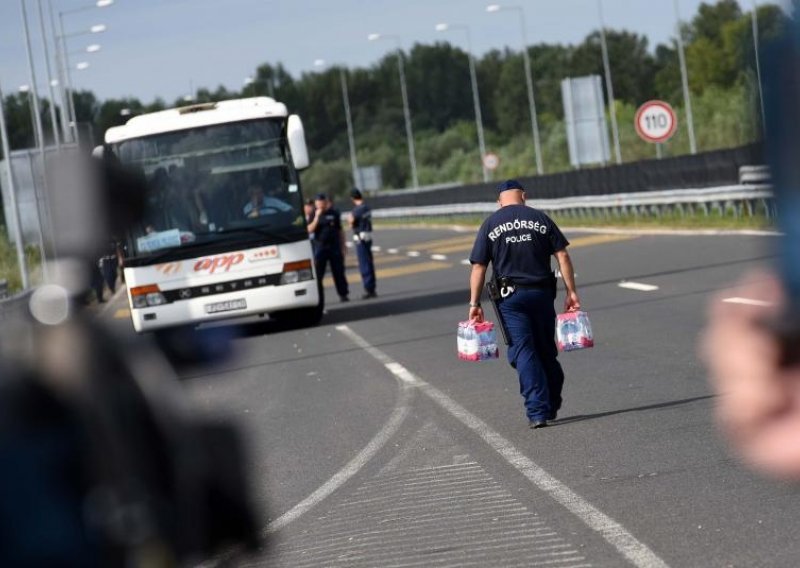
[564,291,581,313]
[469,306,484,323]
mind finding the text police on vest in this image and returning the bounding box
[488,219,548,242]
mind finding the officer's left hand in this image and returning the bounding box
[469,306,484,323]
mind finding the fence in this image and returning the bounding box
[368,143,764,209]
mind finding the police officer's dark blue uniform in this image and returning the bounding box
[309,193,349,302]
[349,188,377,299]
[469,180,582,429]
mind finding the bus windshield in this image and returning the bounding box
[112,119,306,258]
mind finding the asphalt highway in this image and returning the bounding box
[108,226,798,567]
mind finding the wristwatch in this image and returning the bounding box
[469,302,481,308]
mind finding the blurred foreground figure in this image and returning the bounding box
[704,15,800,481]
[703,273,800,480]
[0,155,259,566]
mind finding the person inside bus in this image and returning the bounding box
[242,184,292,218]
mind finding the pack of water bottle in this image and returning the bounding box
[556,311,595,352]
[457,321,500,361]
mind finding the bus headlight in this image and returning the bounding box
[280,260,313,285]
[131,285,167,309]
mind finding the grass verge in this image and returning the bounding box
[0,229,42,293]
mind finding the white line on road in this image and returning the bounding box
[618,281,660,292]
[372,245,381,252]
[388,248,400,254]
[264,350,413,535]
[461,259,471,266]
[431,254,448,261]
[722,297,774,307]
[336,324,670,568]
[407,251,421,257]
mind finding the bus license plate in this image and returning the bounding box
[205,299,247,314]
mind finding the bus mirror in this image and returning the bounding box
[287,114,310,170]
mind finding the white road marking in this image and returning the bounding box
[388,248,400,254]
[722,297,774,307]
[264,351,413,535]
[461,259,472,266]
[372,245,381,252]
[337,324,670,568]
[407,251,421,257]
[618,281,660,292]
[431,254,448,261]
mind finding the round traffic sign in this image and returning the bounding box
[634,100,678,144]
[483,152,500,170]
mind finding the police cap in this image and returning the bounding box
[350,188,363,199]
[315,193,328,201]
[497,179,525,194]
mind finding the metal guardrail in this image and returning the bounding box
[372,184,774,220]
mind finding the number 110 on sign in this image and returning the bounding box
[635,100,678,144]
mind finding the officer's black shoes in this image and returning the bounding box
[529,420,549,429]
[339,296,350,302]
[361,291,378,300]
[547,411,558,421]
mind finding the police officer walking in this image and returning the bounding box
[468,180,581,429]
[349,188,377,299]
[308,193,349,302]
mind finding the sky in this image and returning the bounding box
[0,0,775,104]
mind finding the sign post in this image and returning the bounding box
[634,100,678,159]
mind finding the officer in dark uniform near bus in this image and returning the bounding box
[468,180,581,429]
[349,188,377,299]
[307,193,349,302]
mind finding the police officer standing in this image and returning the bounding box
[349,188,377,299]
[307,193,349,302]
[468,180,581,429]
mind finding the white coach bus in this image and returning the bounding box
[103,97,322,332]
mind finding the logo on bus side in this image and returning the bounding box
[194,253,245,274]
[155,262,183,275]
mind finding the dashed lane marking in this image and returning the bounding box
[407,251,421,257]
[431,254,448,261]
[387,248,400,254]
[722,297,773,307]
[618,282,660,292]
[336,324,670,568]
[461,259,472,266]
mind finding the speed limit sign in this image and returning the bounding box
[483,152,500,171]
[635,100,678,144]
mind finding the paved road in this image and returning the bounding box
[109,227,798,567]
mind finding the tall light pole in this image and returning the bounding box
[315,59,361,188]
[486,4,544,174]
[368,33,419,189]
[435,23,490,183]
[57,15,107,144]
[751,1,766,135]
[596,0,622,164]
[20,0,51,276]
[35,0,61,149]
[0,82,31,289]
[673,0,697,154]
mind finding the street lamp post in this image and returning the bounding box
[597,0,622,164]
[368,33,419,189]
[0,82,31,289]
[751,1,766,135]
[35,0,61,149]
[436,23,489,183]
[673,0,697,154]
[486,4,544,174]
[315,59,361,188]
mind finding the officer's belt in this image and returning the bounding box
[497,274,555,290]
